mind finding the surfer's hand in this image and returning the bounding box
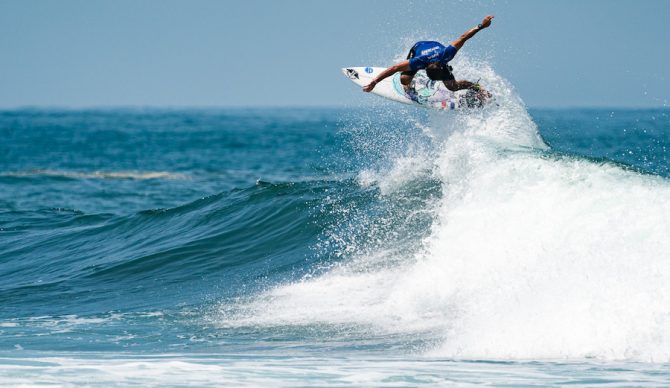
[480,15,494,28]
[363,81,377,92]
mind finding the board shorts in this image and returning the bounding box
[401,43,456,81]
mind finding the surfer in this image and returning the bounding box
[362,15,494,97]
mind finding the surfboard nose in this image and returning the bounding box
[342,68,360,80]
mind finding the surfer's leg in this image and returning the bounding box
[400,72,414,86]
[400,69,417,93]
[445,80,492,102]
[431,65,471,91]
[444,80,475,91]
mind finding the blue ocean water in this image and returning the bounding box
[2,100,670,385]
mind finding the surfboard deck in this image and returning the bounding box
[342,66,491,110]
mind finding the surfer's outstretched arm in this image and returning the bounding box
[362,60,411,92]
[451,15,494,50]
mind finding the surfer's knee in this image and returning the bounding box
[400,74,413,85]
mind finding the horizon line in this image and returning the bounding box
[1,104,669,112]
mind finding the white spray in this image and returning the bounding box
[220,59,670,362]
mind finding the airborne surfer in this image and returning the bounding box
[363,15,494,99]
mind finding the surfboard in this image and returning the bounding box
[342,66,490,110]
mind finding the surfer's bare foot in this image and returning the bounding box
[481,89,492,101]
[476,87,491,100]
[469,83,491,100]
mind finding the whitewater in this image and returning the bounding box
[220,61,670,364]
[2,61,670,385]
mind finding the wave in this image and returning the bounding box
[3,62,669,362]
[0,169,188,180]
[0,180,352,314]
[217,60,670,362]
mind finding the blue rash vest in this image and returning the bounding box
[408,41,458,71]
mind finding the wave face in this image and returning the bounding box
[2,81,670,383]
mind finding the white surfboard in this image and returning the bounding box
[342,66,490,110]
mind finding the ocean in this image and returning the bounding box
[2,83,670,384]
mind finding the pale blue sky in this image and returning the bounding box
[1,0,668,108]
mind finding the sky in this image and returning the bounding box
[0,0,668,108]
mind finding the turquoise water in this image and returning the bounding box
[2,100,670,385]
